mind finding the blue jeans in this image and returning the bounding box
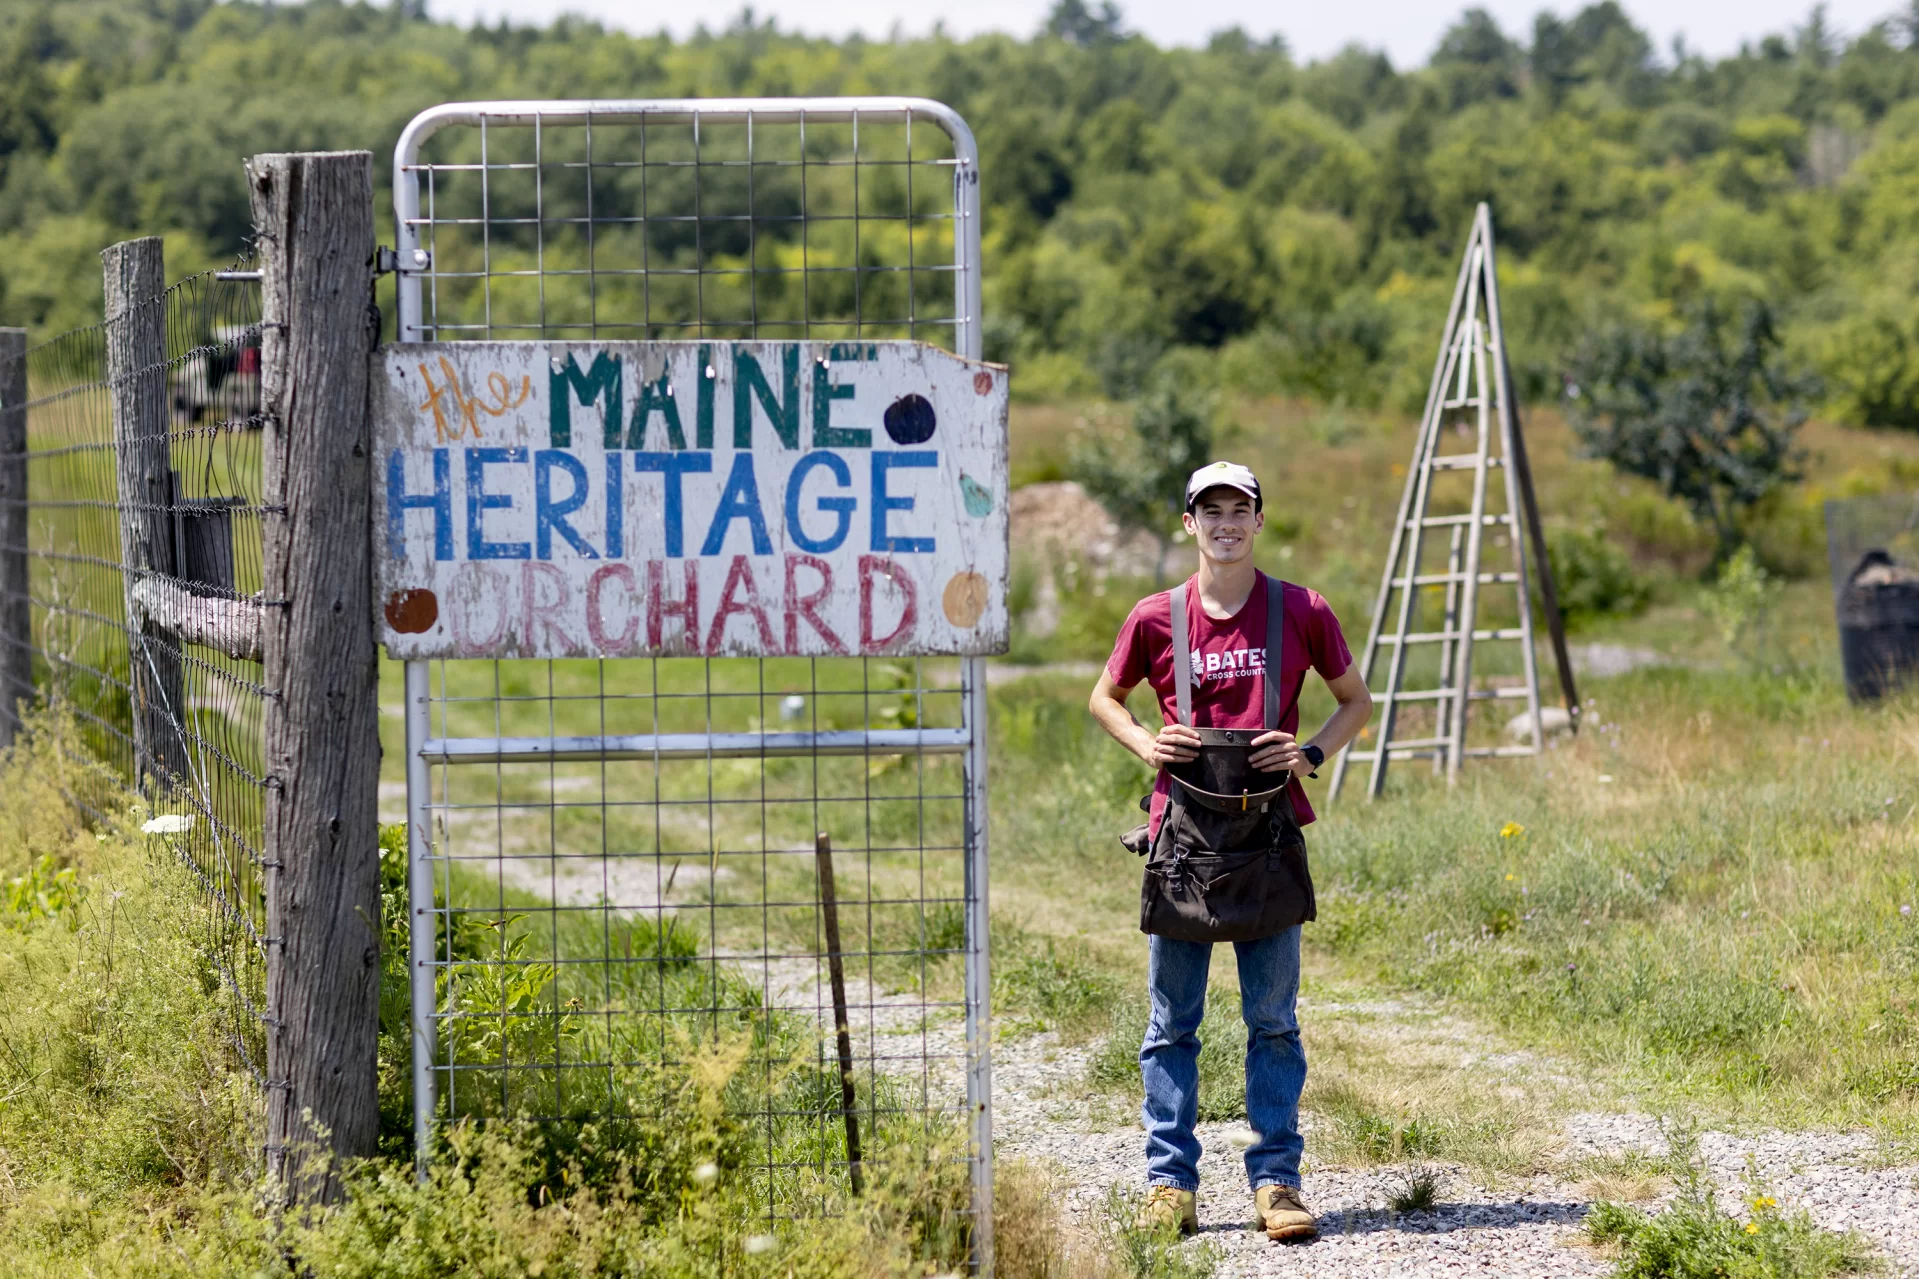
[1140,927,1306,1192]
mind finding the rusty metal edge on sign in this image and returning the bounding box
[371,340,1010,660]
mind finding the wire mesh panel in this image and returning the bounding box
[392,99,993,1261]
[7,261,270,1088]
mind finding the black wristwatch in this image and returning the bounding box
[1300,743,1325,777]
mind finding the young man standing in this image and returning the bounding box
[1088,461,1373,1242]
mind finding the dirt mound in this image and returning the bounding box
[1008,481,1168,578]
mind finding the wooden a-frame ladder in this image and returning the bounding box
[1327,205,1579,802]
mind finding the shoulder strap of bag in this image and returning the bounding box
[1169,580,1192,728]
[1263,572,1286,732]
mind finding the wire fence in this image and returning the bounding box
[392,101,993,1237]
[401,107,963,344]
[6,256,270,1086]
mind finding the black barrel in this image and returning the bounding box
[1837,550,1919,703]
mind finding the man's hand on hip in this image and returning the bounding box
[1249,730,1302,773]
[1147,724,1202,767]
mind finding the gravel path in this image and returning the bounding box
[718,947,1919,1276]
[974,1020,1919,1278]
[901,1010,1919,1277]
[813,998,1919,1275]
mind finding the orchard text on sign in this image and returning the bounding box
[372,341,1010,659]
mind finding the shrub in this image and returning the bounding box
[1567,300,1817,567]
[1220,298,1396,408]
[1071,366,1215,585]
[1701,545,1782,660]
[1818,304,1919,431]
[1546,524,1652,627]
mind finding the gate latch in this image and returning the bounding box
[375,247,431,275]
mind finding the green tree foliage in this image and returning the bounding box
[1431,9,1523,109]
[1566,302,1817,564]
[0,0,1916,426]
[1071,365,1215,583]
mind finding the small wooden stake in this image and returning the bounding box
[814,831,863,1195]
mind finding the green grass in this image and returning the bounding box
[991,623,1919,1138]
[0,722,259,1203]
[1300,668,1919,1130]
[0,716,1011,1278]
[993,921,1127,1039]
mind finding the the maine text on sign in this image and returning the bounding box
[373,341,1009,660]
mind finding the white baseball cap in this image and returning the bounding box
[1185,461,1262,511]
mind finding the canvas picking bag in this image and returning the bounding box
[1133,573,1317,942]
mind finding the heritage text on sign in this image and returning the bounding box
[373,341,1010,659]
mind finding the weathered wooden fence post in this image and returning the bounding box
[103,239,188,787]
[0,328,29,749]
[248,151,381,1200]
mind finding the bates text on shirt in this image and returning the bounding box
[1190,646,1264,681]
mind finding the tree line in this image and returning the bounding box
[4,0,1919,427]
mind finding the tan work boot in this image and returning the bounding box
[1254,1184,1318,1242]
[1136,1184,1199,1237]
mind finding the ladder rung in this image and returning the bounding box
[1344,743,1538,763]
[1361,735,1451,750]
[1383,686,1534,703]
[1404,571,1521,587]
[1377,628,1528,645]
[1429,455,1504,471]
[1439,397,1483,410]
[1411,513,1514,528]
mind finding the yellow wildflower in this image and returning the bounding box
[1505,873,1516,881]
[1745,1222,1760,1234]
[1500,822,1526,839]
[1751,1196,1776,1210]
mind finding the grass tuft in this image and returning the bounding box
[1385,1164,1442,1213]
[1584,1136,1884,1278]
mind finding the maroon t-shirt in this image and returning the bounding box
[1105,574,1353,838]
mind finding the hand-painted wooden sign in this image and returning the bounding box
[372,341,1009,659]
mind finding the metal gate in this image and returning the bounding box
[389,99,994,1263]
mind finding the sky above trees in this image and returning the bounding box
[425,0,1905,66]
